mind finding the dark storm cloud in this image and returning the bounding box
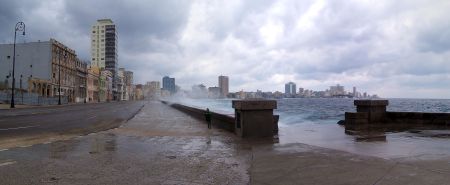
[1,0,450,98]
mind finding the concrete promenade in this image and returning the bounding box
[1,101,450,184]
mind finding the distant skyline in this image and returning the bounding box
[1,0,450,98]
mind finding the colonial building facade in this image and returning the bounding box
[0,39,86,103]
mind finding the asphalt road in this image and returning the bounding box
[0,101,145,149]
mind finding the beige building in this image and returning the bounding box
[87,66,99,102]
[99,70,113,102]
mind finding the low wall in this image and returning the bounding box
[161,101,235,132]
[386,112,450,128]
[344,100,450,131]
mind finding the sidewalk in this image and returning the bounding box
[0,101,449,184]
[0,103,36,109]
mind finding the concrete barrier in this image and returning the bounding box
[161,101,235,132]
[344,100,450,131]
[162,100,279,137]
[233,100,277,138]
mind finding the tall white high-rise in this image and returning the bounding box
[91,19,119,99]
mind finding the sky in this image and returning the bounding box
[1,0,450,98]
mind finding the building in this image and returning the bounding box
[284,82,296,96]
[91,19,118,99]
[124,70,133,100]
[148,81,161,99]
[330,84,345,96]
[218,75,229,98]
[208,86,221,98]
[87,66,100,102]
[135,84,144,100]
[191,84,208,98]
[75,59,88,103]
[99,70,113,102]
[353,86,357,97]
[0,39,82,103]
[117,68,126,101]
[162,76,176,94]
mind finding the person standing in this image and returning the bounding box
[204,108,212,129]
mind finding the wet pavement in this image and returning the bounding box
[0,101,252,184]
[1,101,450,184]
[0,101,144,149]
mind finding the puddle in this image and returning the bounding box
[279,123,450,160]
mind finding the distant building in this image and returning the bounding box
[148,81,161,99]
[99,70,113,102]
[330,84,345,96]
[284,82,296,96]
[75,59,88,103]
[162,76,176,94]
[191,84,208,98]
[135,84,144,100]
[117,68,126,100]
[124,70,133,100]
[91,19,119,100]
[208,86,221,98]
[353,86,357,97]
[87,66,100,102]
[218,75,229,98]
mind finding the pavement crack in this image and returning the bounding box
[372,161,398,185]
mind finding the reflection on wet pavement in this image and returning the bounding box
[0,101,251,185]
[279,123,450,160]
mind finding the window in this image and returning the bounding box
[92,31,96,33]
[101,58,104,60]
[53,73,56,78]
[101,30,104,33]
[92,58,95,61]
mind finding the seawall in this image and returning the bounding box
[344,100,450,131]
[161,101,235,132]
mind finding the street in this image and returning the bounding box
[0,101,144,149]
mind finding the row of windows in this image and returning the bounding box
[92,30,105,34]
[92,58,105,61]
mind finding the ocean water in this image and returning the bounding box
[171,97,450,159]
[172,98,450,126]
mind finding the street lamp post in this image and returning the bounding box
[10,22,26,108]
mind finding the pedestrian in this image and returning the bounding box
[204,108,212,129]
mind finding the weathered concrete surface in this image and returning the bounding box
[251,143,450,185]
[1,101,450,185]
[0,101,252,185]
[233,100,277,138]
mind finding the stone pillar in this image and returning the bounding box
[345,112,369,131]
[354,100,389,123]
[232,100,277,138]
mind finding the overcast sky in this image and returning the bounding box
[1,0,450,98]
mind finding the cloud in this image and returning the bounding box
[1,0,450,98]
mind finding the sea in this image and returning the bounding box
[171,98,450,159]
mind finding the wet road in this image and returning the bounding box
[0,101,144,149]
